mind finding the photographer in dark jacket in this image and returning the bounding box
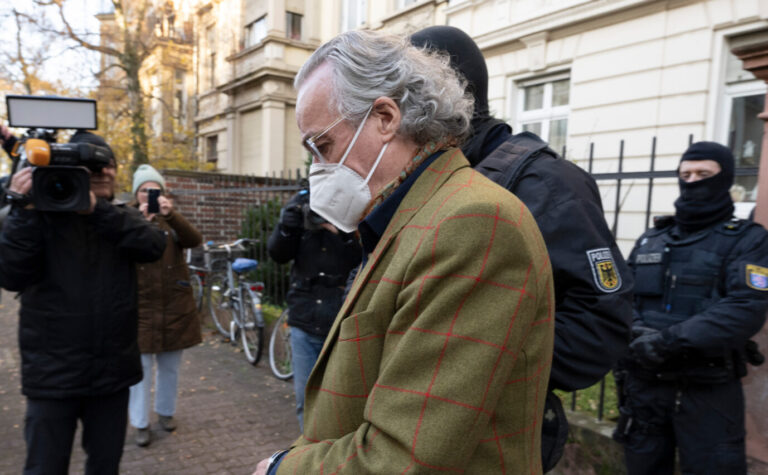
[411,26,634,471]
[267,189,361,430]
[0,130,166,474]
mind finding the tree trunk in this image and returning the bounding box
[124,43,149,171]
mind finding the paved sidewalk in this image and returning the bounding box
[0,290,300,475]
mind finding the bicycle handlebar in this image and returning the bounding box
[203,238,260,258]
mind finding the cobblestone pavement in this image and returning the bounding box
[0,290,300,475]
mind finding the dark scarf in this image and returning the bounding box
[674,141,735,233]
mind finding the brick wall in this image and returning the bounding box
[162,169,301,245]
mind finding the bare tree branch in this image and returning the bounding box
[32,0,122,58]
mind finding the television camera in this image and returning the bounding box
[4,95,112,212]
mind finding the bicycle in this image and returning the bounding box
[269,309,293,380]
[186,248,208,312]
[206,238,266,365]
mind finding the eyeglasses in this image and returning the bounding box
[138,188,163,194]
[302,116,344,163]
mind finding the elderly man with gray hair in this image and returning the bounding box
[255,30,555,475]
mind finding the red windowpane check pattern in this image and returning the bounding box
[281,150,554,474]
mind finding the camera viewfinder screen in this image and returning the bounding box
[6,96,97,130]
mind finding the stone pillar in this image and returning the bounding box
[267,0,286,36]
[732,39,768,464]
[226,108,237,174]
[262,97,286,175]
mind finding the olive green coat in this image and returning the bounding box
[136,209,202,354]
[279,150,555,474]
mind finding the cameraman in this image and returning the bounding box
[0,130,166,474]
[267,190,361,431]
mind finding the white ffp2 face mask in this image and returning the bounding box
[308,107,388,233]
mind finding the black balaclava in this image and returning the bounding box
[674,141,735,233]
[410,26,510,166]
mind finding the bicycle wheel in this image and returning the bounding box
[269,309,293,380]
[208,272,234,339]
[189,272,204,312]
[240,286,265,365]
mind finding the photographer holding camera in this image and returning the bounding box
[267,188,361,431]
[0,129,167,474]
[129,164,202,448]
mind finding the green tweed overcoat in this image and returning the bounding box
[279,149,555,474]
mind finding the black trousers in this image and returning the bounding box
[620,373,746,475]
[23,388,129,475]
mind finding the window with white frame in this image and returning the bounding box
[717,49,765,207]
[398,0,418,9]
[245,16,267,48]
[514,74,570,155]
[341,0,366,32]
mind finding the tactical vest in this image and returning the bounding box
[631,217,748,381]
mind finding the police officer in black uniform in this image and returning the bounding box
[410,26,634,471]
[615,141,768,474]
[267,189,361,431]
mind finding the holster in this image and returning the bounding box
[612,406,633,445]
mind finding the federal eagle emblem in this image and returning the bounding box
[746,264,768,291]
[586,248,622,293]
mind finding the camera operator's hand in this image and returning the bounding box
[0,125,12,144]
[9,167,32,195]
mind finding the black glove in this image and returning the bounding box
[279,203,304,230]
[629,330,668,367]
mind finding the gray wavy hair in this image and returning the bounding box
[294,30,474,146]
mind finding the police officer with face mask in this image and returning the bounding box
[615,141,768,475]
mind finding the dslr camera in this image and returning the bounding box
[6,95,112,212]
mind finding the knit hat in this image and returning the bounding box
[132,164,166,195]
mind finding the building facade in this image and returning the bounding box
[443,0,767,254]
[191,0,451,175]
[193,0,320,175]
[193,0,766,250]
